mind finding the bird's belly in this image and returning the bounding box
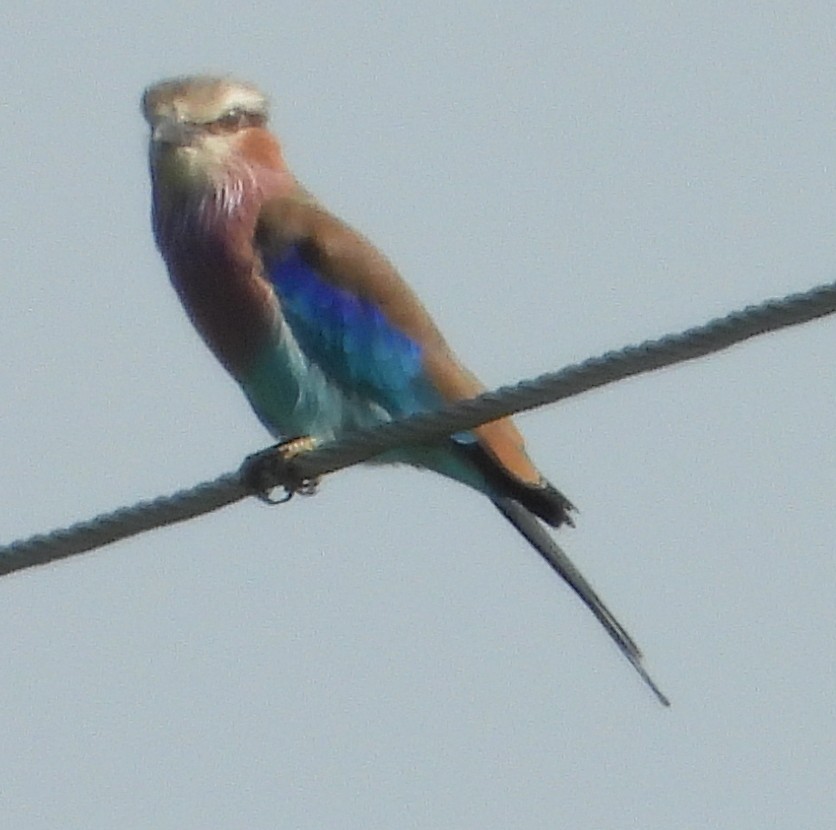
[241,327,390,442]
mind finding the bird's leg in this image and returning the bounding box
[240,436,320,504]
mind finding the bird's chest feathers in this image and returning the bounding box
[157,196,279,378]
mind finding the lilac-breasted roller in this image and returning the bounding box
[142,75,667,705]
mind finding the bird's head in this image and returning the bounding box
[142,75,287,202]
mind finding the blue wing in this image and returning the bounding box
[264,242,440,417]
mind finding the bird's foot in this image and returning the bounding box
[240,436,320,504]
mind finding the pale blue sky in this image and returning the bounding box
[1,3,834,828]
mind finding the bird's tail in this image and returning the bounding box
[493,496,670,707]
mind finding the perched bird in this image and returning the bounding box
[142,75,668,705]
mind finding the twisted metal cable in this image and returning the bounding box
[1,280,833,577]
[0,475,246,577]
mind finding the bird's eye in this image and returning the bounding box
[212,109,265,132]
[217,109,246,129]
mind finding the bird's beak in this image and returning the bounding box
[151,118,198,147]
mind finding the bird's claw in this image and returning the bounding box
[240,436,320,504]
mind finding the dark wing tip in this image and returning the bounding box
[531,480,576,529]
[458,442,575,528]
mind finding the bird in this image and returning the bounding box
[142,75,668,706]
